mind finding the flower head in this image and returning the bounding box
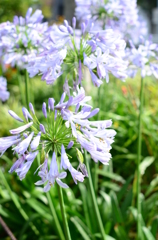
[75,0,138,36]
[126,37,158,78]
[27,17,127,89]
[0,8,48,68]
[0,88,116,191]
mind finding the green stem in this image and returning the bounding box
[46,192,65,240]
[24,69,29,109]
[57,185,71,240]
[36,155,64,240]
[85,151,106,240]
[17,69,25,105]
[0,168,39,235]
[137,77,144,240]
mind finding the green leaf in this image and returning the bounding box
[145,176,158,196]
[102,182,120,192]
[139,157,155,175]
[19,213,40,239]
[97,169,125,183]
[110,192,124,223]
[129,207,145,226]
[142,227,155,240]
[151,218,158,238]
[94,233,116,240]
[71,217,91,240]
[26,198,53,221]
[100,191,112,221]
[121,188,132,214]
[114,225,129,240]
[117,175,133,201]
[79,184,92,232]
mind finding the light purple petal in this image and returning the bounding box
[56,178,69,188]
[8,110,23,122]
[10,122,33,135]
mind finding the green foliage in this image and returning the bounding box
[0,70,158,239]
[0,0,39,23]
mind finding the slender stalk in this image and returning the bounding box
[0,216,17,240]
[36,155,64,240]
[85,151,106,240]
[46,192,65,240]
[94,87,101,192]
[57,185,71,240]
[24,69,29,109]
[137,77,144,240]
[17,69,25,105]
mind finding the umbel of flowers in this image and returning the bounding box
[0,87,116,191]
[27,17,127,89]
[75,1,137,31]
[0,8,48,68]
[126,37,158,78]
[75,0,148,43]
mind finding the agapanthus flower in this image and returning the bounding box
[27,17,127,89]
[0,88,116,191]
[126,37,158,78]
[75,0,138,31]
[0,8,48,68]
[0,76,10,102]
[75,0,148,43]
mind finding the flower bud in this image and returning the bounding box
[29,103,35,115]
[72,17,76,29]
[48,98,55,111]
[42,102,47,118]
[40,124,46,134]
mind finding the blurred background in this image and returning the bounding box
[0,1,158,240]
[0,0,158,34]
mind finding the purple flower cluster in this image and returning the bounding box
[126,37,158,78]
[0,76,10,102]
[75,0,137,25]
[27,17,127,88]
[75,0,147,42]
[0,87,116,191]
[0,8,48,68]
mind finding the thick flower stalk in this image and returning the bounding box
[0,88,116,191]
[75,0,139,37]
[126,37,158,78]
[0,76,10,102]
[27,17,127,89]
[0,8,48,68]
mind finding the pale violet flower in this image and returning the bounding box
[126,37,158,78]
[0,8,48,68]
[35,152,69,192]
[0,88,116,191]
[27,17,127,89]
[0,76,10,102]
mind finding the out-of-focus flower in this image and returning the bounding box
[126,37,158,78]
[27,17,127,89]
[0,8,48,68]
[0,76,10,102]
[0,88,116,191]
[75,0,147,42]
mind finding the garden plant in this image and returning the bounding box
[0,1,158,240]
